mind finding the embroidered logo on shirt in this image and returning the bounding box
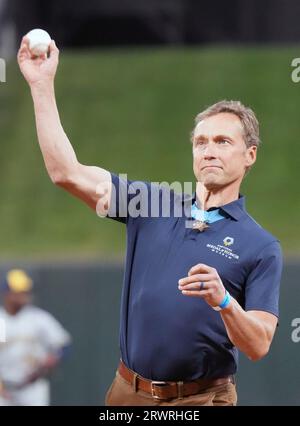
[206,237,239,260]
[223,237,234,247]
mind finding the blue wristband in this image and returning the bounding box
[212,290,231,311]
[219,291,231,309]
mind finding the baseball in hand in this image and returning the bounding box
[26,29,51,56]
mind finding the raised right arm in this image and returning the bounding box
[17,36,111,213]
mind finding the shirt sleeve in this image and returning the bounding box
[106,172,163,224]
[245,241,283,317]
[38,311,72,353]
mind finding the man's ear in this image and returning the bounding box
[245,145,257,168]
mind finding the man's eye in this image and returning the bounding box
[218,139,229,144]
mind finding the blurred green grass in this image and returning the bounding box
[0,47,299,259]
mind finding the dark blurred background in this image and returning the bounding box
[0,0,300,407]
[3,0,300,55]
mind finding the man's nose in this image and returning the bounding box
[203,141,217,158]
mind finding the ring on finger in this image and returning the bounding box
[199,282,205,290]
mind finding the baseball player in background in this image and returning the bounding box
[0,269,71,406]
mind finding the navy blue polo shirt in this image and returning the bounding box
[107,173,283,381]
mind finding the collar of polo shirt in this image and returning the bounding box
[181,192,246,221]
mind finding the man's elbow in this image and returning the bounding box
[247,343,271,362]
[51,172,70,187]
[48,162,79,188]
[50,169,77,190]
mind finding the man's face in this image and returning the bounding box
[192,113,257,190]
[4,291,32,312]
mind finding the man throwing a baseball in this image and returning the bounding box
[18,36,282,406]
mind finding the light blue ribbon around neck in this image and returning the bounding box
[191,202,225,224]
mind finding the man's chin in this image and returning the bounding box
[196,169,227,189]
[200,177,224,190]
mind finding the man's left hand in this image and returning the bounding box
[178,263,226,308]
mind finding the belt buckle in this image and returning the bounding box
[151,381,168,400]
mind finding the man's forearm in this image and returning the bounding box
[220,298,272,361]
[31,82,78,183]
[179,264,276,361]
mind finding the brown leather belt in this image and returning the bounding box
[118,360,234,401]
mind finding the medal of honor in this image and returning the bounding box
[192,220,209,232]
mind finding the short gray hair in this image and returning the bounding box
[191,100,261,148]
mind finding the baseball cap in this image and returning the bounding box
[0,269,33,293]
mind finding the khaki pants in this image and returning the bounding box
[105,371,237,406]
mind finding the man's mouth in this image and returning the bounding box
[201,166,222,170]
